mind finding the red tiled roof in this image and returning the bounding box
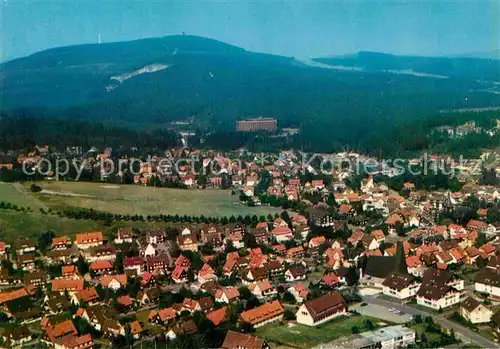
[322,273,340,286]
[199,263,215,277]
[240,300,284,325]
[74,288,99,303]
[0,288,29,304]
[75,232,103,244]
[206,306,230,326]
[117,295,133,307]
[62,265,76,275]
[100,274,127,288]
[89,260,113,271]
[52,279,84,292]
[271,226,292,236]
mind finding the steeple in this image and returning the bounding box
[394,241,408,274]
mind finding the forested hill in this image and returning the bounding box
[313,51,500,81]
[1,35,500,152]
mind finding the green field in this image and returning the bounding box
[0,182,47,210]
[27,181,281,217]
[0,181,282,240]
[256,315,383,348]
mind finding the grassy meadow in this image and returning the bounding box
[0,181,282,240]
[28,181,281,217]
[256,315,383,348]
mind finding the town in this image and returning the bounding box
[0,141,499,349]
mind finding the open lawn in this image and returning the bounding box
[256,315,383,348]
[136,309,164,335]
[409,323,442,342]
[0,182,47,210]
[23,181,282,218]
[0,209,203,242]
[0,181,283,240]
[0,210,105,240]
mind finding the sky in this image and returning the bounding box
[1,0,499,62]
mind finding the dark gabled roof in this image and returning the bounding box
[249,227,268,237]
[197,296,214,311]
[304,292,346,321]
[394,241,408,274]
[416,282,454,300]
[286,266,307,278]
[382,272,416,291]
[422,268,454,286]
[266,260,283,271]
[3,325,31,341]
[364,256,396,278]
[6,296,34,314]
[460,297,482,312]
[247,267,267,279]
[487,255,500,270]
[308,207,332,220]
[200,280,220,295]
[474,267,500,287]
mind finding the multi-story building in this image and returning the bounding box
[296,292,346,326]
[236,118,277,132]
[239,300,284,328]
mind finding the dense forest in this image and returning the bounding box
[0,111,180,153]
[1,108,500,158]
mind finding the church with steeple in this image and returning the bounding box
[381,242,422,299]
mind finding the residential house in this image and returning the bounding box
[460,297,493,324]
[145,254,171,274]
[71,288,100,306]
[474,268,500,299]
[206,306,230,326]
[177,228,198,252]
[249,227,270,245]
[416,269,462,310]
[271,226,293,243]
[215,287,240,304]
[149,307,177,326]
[51,279,84,295]
[308,208,335,227]
[287,282,309,303]
[52,237,71,251]
[100,274,127,290]
[308,236,326,254]
[15,238,36,255]
[123,256,144,274]
[171,266,189,283]
[114,227,133,244]
[75,232,104,250]
[89,260,114,275]
[198,264,217,284]
[249,280,277,299]
[285,266,307,282]
[200,224,223,249]
[2,325,32,346]
[221,330,270,349]
[136,288,160,305]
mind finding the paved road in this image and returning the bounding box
[365,295,498,348]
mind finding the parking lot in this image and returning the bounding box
[351,302,412,323]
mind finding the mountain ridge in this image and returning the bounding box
[1,35,500,152]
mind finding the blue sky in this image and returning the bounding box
[2,0,499,61]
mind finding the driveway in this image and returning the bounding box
[364,294,498,348]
